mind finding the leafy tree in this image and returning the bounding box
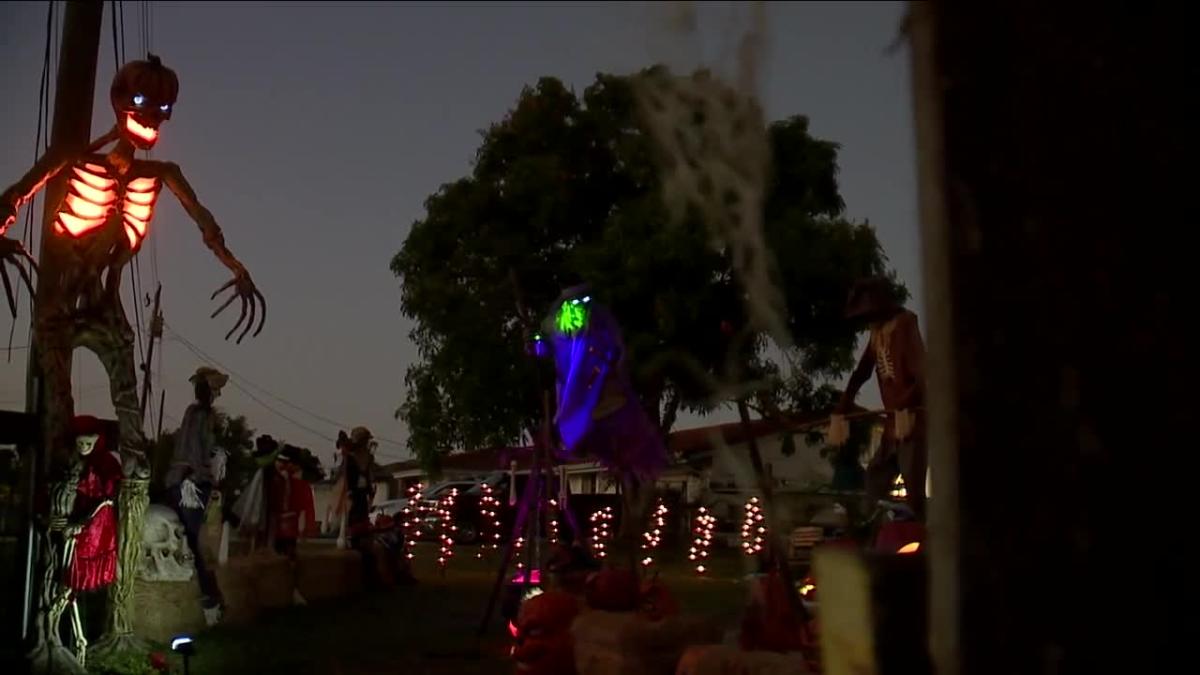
[392,68,900,475]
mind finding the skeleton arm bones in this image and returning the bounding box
[152,160,267,342]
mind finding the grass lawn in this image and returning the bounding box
[181,543,757,675]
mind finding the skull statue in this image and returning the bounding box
[138,503,195,582]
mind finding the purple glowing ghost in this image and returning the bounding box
[539,285,667,480]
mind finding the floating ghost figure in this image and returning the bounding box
[538,285,667,480]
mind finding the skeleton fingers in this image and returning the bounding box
[0,237,38,318]
[210,271,266,343]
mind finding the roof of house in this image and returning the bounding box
[377,407,856,477]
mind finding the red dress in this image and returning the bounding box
[270,471,316,540]
[68,449,122,591]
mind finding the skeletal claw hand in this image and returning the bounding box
[210,270,266,343]
[1,236,38,319]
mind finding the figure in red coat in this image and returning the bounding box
[268,445,316,561]
[66,415,122,592]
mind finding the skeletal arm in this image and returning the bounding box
[836,340,877,413]
[1,147,71,235]
[154,160,267,341]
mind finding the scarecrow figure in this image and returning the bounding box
[828,277,928,519]
[165,366,227,624]
[226,434,281,557]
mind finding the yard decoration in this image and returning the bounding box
[539,285,667,480]
[3,54,266,661]
[511,590,581,675]
[638,575,680,622]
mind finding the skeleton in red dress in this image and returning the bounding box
[0,54,265,477]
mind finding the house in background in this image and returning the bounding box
[372,411,850,530]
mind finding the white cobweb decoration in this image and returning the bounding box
[632,1,792,352]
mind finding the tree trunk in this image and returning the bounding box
[90,479,149,657]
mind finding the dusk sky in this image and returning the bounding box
[0,2,918,467]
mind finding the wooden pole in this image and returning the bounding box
[139,283,162,423]
[25,0,105,420]
[20,0,104,652]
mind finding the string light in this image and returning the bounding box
[436,488,458,572]
[514,536,526,572]
[640,499,668,568]
[741,497,766,556]
[547,498,560,545]
[589,506,614,559]
[477,482,501,559]
[689,507,716,574]
[403,482,423,561]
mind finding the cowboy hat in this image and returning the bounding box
[189,366,229,391]
[844,276,901,322]
[349,427,374,446]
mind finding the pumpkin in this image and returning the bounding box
[638,578,680,622]
[584,568,640,611]
[109,54,180,149]
[511,590,580,675]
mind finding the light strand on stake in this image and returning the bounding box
[436,488,458,571]
[514,536,526,572]
[690,507,716,574]
[403,482,423,561]
[590,506,614,559]
[640,499,668,568]
[547,498,560,545]
[477,482,501,559]
[741,496,766,556]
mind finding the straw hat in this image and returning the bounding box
[189,366,229,392]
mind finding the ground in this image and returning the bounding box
[175,543,754,675]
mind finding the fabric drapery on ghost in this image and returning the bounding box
[542,286,666,480]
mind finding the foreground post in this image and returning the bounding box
[910,3,1186,673]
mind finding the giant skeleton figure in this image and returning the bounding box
[0,54,266,476]
[0,54,265,661]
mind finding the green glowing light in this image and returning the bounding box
[556,299,588,334]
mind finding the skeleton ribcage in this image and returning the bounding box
[55,162,159,253]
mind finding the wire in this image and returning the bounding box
[163,324,409,453]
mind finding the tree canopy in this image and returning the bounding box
[392,68,901,472]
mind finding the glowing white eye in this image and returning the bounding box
[133,94,145,106]
[159,104,170,112]
[581,296,591,303]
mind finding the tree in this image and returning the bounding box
[392,68,900,475]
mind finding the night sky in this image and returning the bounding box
[1,2,917,467]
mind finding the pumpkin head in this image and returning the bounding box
[511,590,579,675]
[110,54,179,149]
[638,577,680,622]
[584,568,640,611]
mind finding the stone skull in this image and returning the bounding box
[138,503,195,582]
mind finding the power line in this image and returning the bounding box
[163,323,409,454]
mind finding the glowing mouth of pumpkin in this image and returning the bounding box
[124,114,159,144]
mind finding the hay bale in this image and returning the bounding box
[296,548,363,602]
[132,579,206,644]
[573,610,723,675]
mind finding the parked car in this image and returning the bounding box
[371,480,476,525]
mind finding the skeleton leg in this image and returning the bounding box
[69,595,87,667]
[81,304,148,477]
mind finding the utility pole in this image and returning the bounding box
[24,0,105,434]
[20,0,105,658]
[139,283,163,424]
